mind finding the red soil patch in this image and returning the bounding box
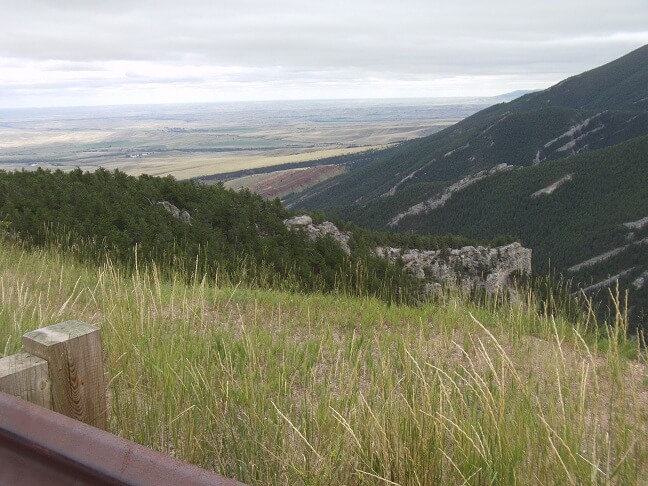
[250,165,344,199]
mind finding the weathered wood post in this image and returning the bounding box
[0,352,51,408]
[22,320,107,430]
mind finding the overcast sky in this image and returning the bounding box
[1,0,647,108]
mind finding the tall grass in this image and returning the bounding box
[26,223,417,307]
[1,239,646,484]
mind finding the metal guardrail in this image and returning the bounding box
[0,391,244,486]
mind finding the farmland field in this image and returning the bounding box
[224,164,346,199]
[0,98,502,181]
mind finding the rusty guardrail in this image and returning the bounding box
[0,391,243,485]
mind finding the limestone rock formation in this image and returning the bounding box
[284,215,531,293]
[283,216,352,255]
[152,200,192,225]
[632,270,648,290]
[374,242,532,294]
[283,215,313,227]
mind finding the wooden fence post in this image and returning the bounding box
[0,352,51,409]
[23,320,107,430]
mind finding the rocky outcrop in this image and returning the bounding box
[568,238,648,273]
[284,214,531,294]
[374,242,532,294]
[283,215,313,227]
[531,174,573,197]
[632,270,648,290]
[623,215,648,230]
[151,200,192,225]
[283,215,352,255]
[581,268,635,293]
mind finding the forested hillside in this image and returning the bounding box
[395,135,648,332]
[286,108,648,212]
[0,168,495,304]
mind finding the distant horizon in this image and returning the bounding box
[0,89,538,112]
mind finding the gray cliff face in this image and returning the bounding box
[285,215,532,293]
[375,242,532,294]
[283,216,352,255]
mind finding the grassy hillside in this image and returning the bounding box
[1,238,646,484]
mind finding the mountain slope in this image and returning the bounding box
[286,44,648,330]
[512,44,648,112]
[287,44,648,214]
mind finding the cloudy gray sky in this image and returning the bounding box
[1,0,647,107]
